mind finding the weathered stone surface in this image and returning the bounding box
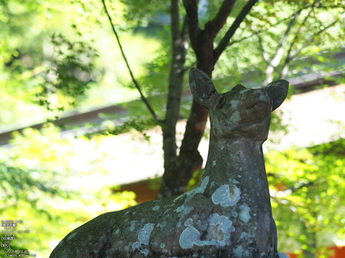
[50,68,289,258]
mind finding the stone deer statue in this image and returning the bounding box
[50,68,289,258]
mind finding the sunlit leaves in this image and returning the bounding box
[266,137,345,254]
[35,33,101,113]
[0,124,137,255]
[217,0,345,87]
[1,0,344,256]
[83,116,163,141]
[119,0,169,27]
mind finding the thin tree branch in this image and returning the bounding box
[260,3,315,84]
[171,0,181,43]
[279,0,332,79]
[228,16,292,47]
[159,1,191,199]
[163,0,187,161]
[283,0,319,61]
[181,14,189,42]
[182,0,201,52]
[280,61,290,80]
[257,9,301,67]
[280,19,338,79]
[257,35,270,63]
[214,0,259,63]
[270,9,302,67]
[102,0,161,122]
[292,20,337,60]
[204,0,236,37]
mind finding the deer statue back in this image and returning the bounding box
[50,68,289,258]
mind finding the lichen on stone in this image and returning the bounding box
[211,184,241,207]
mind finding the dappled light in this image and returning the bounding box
[1,0,345,257]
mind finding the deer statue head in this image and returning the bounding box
[190,68,288,142]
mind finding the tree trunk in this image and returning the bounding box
[158,0,258,198]
[158,0,190,198]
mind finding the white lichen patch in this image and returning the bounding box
[239,204,251,223]
[163,208,171,215]
[212,160,216,166]
[176,206,194,222]
[152,205,160,211]
[195,176,209,194]
[239,232,248,240]
[212,185,241,207]
[205,214,235,247]
[209,214,235,234]
[140,249,149,257]
[130,220,138,231]
[230,99,239,108]
[179,226,201,249]
[234,245,251,257]
[175,205,184,213]
[132,223,155,251]
[239,89,251,94]
[229,100,240,120]
[196,219,208,231]
[184,218,193,227]
[67,232,77,240]
[173,193,184,202]
[278,252,289,258]
[184,176,209,199]
[180,176,210,210]
[132,242,141,251]
[229,111,241,124]
[138,223,154,245]
[179,213,235,249]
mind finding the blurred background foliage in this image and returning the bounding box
[1,0,345,257]
[267,135,345,256]
[0,124,137,257]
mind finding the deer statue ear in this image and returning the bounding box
[189,68,218,109]
[266,80,289,111]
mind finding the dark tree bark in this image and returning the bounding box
[157,0,259,198]
[160,0,190,197]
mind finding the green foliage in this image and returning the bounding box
[186,168,204,191]
[0,124,137,256]
[83,116,163,140]
[119,0,169,27]
[1,0,345,256]
[0,164,68,212]
[36,33,101,112]
[214,0,345,84]
[266,138,345,255]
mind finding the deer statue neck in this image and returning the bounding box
[201,133,274,237]
[204,135,267,190]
